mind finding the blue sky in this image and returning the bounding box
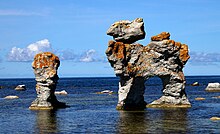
[0,0,220,78]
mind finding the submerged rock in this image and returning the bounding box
[106,18,191,110]
[15,84,26,91]
[195,97,206,101]
[4,95,19,99]
[205,83,220,92]
[29,52,67,110]
[212,96,220,99]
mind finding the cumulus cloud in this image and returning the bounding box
[7,39,52,62]
[7,39,106,63]
[80,49,106,63]
[189,51,220,65]
[58,49,77,61]
[80,49,96,62]
[58,49,106,63]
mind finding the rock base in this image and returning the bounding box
[116,101,147,110]
[146,104,191,108]
[146,96,191,108]
[29,100,67,110]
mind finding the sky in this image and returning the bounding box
[0,0,220,78]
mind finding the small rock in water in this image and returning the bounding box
[4,95,19,99]
[96,90,113,94]
[205,82,220,91]
[101,90,113,94]
[191,82,199,86]
[195,97,206,101]
[15,84,26,91]
[55,90,68,95]
[210,117,220,120]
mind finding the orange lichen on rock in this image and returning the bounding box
[166,40,190,64]
[106,41,126,60]
[151,32,170,41]
[32,52,60,69]
[114,42,125,59]
[179,44,190,63]
[126,63,140,75]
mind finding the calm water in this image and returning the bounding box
[0,76,220,133]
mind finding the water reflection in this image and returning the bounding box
[160,108,188,133]
[34,110,59,133]
[117,111,149,133]
[116,108,188,133]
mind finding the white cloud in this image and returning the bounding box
[80,49,96,62]
[58,49,106,63]
[79,49,106,63]
[7,39,52,62]
[7,40,106,63]
[189,51,220,66]
[58,49,77,61]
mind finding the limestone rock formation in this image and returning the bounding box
[29,52,66,110]
[106,18,191,110]
[107,18,145,44]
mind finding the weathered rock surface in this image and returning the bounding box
[107,18,145,44]
[106,18,191,110]
[29,52,66,110]
[205,83,220,92]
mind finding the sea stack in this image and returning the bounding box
[106,18,191,110]
[29,52,66,110]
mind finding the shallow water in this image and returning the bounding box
[0,76,220,133]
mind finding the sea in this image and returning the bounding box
[0,76,220,133]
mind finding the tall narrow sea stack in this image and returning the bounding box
[106,18,191,110]
[29,52,66,110]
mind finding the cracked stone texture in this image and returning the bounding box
[106,19,191,110]
[29,52,66,110]
[107,18,145,44]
